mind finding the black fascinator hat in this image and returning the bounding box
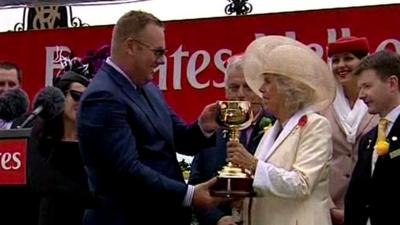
[53,71,90,94]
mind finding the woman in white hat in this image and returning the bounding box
[226,36,335,225]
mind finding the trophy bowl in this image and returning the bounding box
[211,100,256,198]
[216,101,253,135]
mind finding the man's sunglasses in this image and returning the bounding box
[69,90,83,102]
[131,37,167,58]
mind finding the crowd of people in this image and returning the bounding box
[0,9,399,225]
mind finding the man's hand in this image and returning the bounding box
[198,102,218,133]
[217,216,237,225]
[192,177,223,209]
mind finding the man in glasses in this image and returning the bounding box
[78,10,222,225]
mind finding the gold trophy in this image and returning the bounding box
[211,100,255,197]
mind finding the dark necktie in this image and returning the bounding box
[137,87,158,117]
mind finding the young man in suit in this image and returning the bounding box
[345,50,400,225]
[78,10,221,225]
[189,54,274,225]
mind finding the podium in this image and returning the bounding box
[0,128,31,185]
[0,128,36,224]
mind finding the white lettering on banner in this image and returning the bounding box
[157,45,229,90]
[0,152,22,170]
[327,28,351,43]
[257,28,353,58]
[44,28,400,91]
[45,46,71,86]
[171,45,189,90]
[12,152,21,169]
[187,50,210,89]
[285,31,296,40]
[376,39,400,52]
[156,55,168,90]
[255,31,298,40]
[309,44,324,57]
[213,49,231,88]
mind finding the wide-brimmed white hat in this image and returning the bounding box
[243,35,336,112]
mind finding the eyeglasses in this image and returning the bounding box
[68,90,83,102]
[131,37,167,58]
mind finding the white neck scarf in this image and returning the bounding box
[332,85,368,143]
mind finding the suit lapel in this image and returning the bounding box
[104,64,172,142]
[357,113,378,139]
[361,127,377,177]
[387,115,400,155]
[254,122,281,160]
[141,85,173,140]
[255,108,311,162]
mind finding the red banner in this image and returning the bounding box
[1,4,400,122]
[0,139,26,185]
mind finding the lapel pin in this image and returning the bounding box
[392,136,398,142]
[367,139,372,149]
[222,130,229,139]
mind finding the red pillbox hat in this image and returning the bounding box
[327,36,369,57]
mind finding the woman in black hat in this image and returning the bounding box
[28,71,91,225]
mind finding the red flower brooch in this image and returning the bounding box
[298,115,308,128]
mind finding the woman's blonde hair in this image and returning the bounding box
[271,74,316,116]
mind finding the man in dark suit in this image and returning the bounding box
[189,54,274,225]
[0,61,26,129]
[77,10,221,225]
[345,50,400,225]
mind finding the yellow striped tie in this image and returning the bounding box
[375,118,389,156]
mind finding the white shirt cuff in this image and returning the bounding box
[182,184,194,207]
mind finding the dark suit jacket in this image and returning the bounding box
[77,63,215,225]
[345,114,400,225]
[189,115,273,225]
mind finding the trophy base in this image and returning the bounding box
[211,176,255,198]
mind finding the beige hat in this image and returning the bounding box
[243,35,336,112]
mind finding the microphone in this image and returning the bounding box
[0,88,29,122]
[18,86,65,128]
